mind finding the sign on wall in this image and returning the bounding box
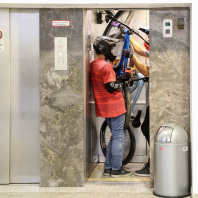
[51,20,70,27]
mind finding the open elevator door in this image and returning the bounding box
[87,9,149,164]
[0,9,40,184]
[85,9,150,182]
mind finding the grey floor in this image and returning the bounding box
[0,163,192,198]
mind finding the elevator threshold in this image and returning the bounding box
[88,163,150,183]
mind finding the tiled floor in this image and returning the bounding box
[0,163,192,198]
[0,183,156,198]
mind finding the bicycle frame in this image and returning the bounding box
[117,29,130,76]
[110,20,149,118]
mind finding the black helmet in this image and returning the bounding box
[93,36,120,62]
[139,27,149,35]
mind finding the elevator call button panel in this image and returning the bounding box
[54,37,67,70]
[163,19,172,38]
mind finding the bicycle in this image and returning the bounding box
[100,10,149,166]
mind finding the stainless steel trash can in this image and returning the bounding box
[153,123,190,197]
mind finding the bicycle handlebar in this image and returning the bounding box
[107,14,149,45]
[131,76,149,82]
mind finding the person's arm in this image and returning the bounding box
[124,49,149,76]
[131,54,149,76]
[105,80,122,93]
[105,72,131,93]
[130,36,149,57]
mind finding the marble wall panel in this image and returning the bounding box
[40,9,85,187]
[150,8,190,186]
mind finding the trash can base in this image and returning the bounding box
[153,191,191,198]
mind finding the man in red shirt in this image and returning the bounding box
[90,36,132,177]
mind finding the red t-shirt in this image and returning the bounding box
[90,58,126,118]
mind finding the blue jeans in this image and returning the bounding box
[104,113,125,170]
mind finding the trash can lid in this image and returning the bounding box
[155,123,188,144]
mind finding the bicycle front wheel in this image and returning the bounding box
[100,120,136,166]
[103,10,134,38]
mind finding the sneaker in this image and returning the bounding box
[111,167,132,178]
[134,163,150,177]
[104,168,112,176]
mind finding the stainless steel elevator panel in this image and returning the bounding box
[0,8,10,184]
[10,9,40,183]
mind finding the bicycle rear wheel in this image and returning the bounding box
[100,120,136,166]
[103,10,134,38]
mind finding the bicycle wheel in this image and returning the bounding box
[103,10,135,60]
[100,120,136,166]
[123,84,131,129]
[103,10,134,38]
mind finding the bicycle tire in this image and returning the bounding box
[103,10,134,38]
[103,10,135,58]
[123,84,131,129]
[100,120,136,166]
